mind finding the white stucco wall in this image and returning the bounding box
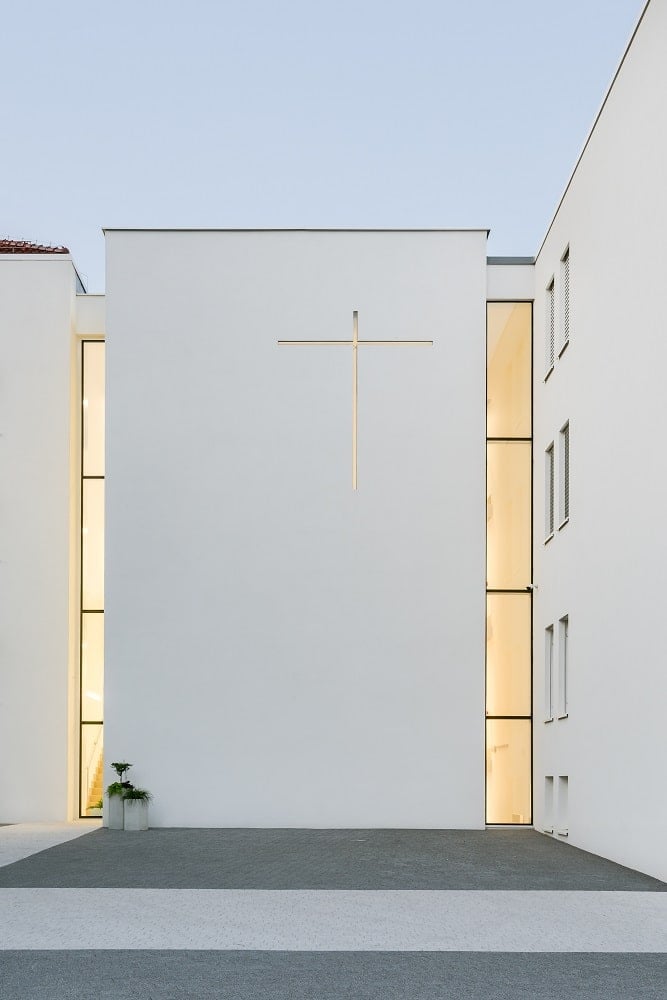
[533,0,667,881]
[0,255,78,821]
[105,229,487,827]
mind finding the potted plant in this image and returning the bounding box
[105,781,126,830]
[123,787,153,831]
[104,762,134,830]
[103,761,153,831]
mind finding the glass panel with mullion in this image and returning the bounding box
[82,479,104,610]
[487,302,531,439]
[80,723,104,815]
[81,612,104,721]
[486,718,531,824]
[486,593,531,717]
[82,341,105,477]
[486,441,531,590]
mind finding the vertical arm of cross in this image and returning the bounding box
[352,310,359,491]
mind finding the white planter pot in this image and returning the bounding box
[123,798,149,831]
[102,792,109,828]
[107,794,125,830]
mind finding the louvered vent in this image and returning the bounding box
[546,280,555,372]
[561,248,570,347]
[560,422,570,522]
[546,444,555,537]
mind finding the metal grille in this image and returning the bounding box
[546,280,555,371]
[561,248,570,346]
[546,444,555,536]
[561,422,570,522]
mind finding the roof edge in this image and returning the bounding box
[487,256,534,265]
[535,0,652,261]
[102,227,491,235]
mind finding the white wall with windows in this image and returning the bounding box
[533,0,667,881]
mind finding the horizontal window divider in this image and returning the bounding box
[485,822,533,828]
[82,608,105,614]
[486,589,533,595]
[486,436,533,442]
[81,719,104,726]
[485,715,532,721]
[82,475,105,480]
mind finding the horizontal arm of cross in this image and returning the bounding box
[277,339,433,346]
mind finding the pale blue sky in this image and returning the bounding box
[2,0,645,291]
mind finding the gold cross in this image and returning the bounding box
[279,311,433,490]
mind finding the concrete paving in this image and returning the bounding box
[1,951,666,1000]
[0,826,662,890]
[0,821,101,869]
[1,888,665,951]
[0,825,664,999]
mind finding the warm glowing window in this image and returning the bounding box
[485,302,532,825]
[486,594,531,718]
[80,340,105,817]
[487,302,531,438]
[486,441,531,590]
[485,719,532,825]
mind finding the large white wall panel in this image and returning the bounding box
[105,230,487,827]
[0,257,76,821]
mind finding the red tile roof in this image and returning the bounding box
[0,239,69,254]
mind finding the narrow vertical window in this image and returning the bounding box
[559,421,570,524]
[486,302,532,826]
[546,279,555,374]
[80,340,105,817]
[545,444,554,538]
[544,626,554,721]
[560,247,570,350]
[544,776,554,834]
[557,775,569,836]
[558,615,569,717]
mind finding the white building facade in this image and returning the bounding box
[0,0,664,881]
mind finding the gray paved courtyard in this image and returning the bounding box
[0,826,664,999]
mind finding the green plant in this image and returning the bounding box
[111,761,132,781]
[105,760,153,814]
[123,787,152,802]
[90,798,103,810]
[107,762,139,797]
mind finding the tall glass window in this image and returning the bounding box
[486,302,532,824]
[80,340,105,816]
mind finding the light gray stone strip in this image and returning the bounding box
[0,889,665,951]
[0,823,101,869]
